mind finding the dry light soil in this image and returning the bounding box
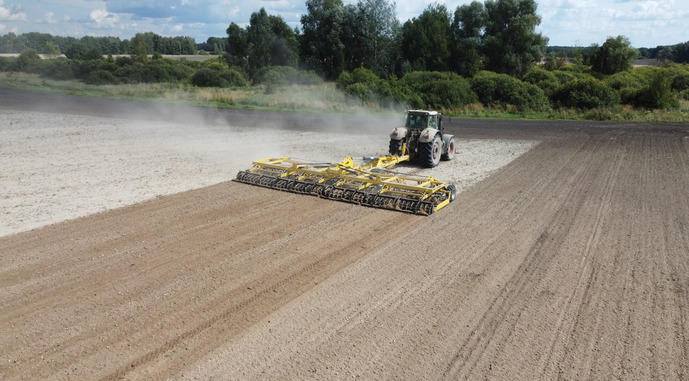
[1,88,689,380]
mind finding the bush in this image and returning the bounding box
[679,89,689,101]
[552,78,620,109]
[605,70,647,104]
[664,65,689,92]
[86,69,117,85]
[523,68,559,96]
[253,66,323,86]
[191,67,225,87]
[399,71,477,109]
[337,68,385,104]
[0,56,11,71]
[471,71,549,111]
[190,66,247,87]
[634,70,679,109]
[37,57,76,80]
[13,49,41,72]
[336,68,422,108]
[166,62,195,82]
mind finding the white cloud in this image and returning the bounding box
[90,9,119,27]
[38,12,56,24]
[0,0,27,21]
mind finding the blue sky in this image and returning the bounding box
[0,0,687,48]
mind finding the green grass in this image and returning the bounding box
[2,72,688,122]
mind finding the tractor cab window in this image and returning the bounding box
[406,114,428,128]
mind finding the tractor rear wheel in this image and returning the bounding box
[389,139,403,155]
[421,134,442,168]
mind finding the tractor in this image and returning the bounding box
[388,110,455,168]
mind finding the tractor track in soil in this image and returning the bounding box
[1,88,689,380]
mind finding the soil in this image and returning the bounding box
[1,88,688,380]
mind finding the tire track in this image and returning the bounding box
[99,207,411,380]
[441,133,608,379]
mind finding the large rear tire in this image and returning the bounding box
[421,134,442,168]
[441,138,455,161]
[389,139,403,155]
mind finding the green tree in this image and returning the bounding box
[300,0,347,79]
[130,33,151,63]
[400,4,452,72]
[65,42,88,60]
[226,23,248,67]
[451,1,484,77]
[244,8,298,75]
[266,13,299,67]
[44,42,61,58]
[481,0,547,77]
[590,35,638,75]
[13,48,41,72]
[350,0,400,78]
[0,33,16,53]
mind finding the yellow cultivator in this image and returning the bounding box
[235,152,456,215]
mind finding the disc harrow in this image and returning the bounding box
[234,155,456,215]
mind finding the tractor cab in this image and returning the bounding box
[405,110,441,131]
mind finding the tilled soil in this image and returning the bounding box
[1,88,689,380]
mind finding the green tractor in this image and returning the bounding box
[388,110,455,168]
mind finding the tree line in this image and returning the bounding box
[0,32,197,56]
[1,0,688,113]
[226,0,548,80]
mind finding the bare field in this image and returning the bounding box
[0,110,535,237]
[1,89,689,380]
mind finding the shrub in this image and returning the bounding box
[86,69,117,85]
[664,65,689,92]
[634,70,679,109]
[337,68,385,104]
[262,70,287,94]
[679,89,689,101]
[114,62,146,83]
[37,57,76,80]
[471,71,549,111]
[523,68,559,96]
[190,66,247,87]
[552,78,620,109]
[605,70,647,105]
[253,66,322,86]
[400,71,477,109]
[191,67,224,87]
[166,62,195,82]
[13,49,41,72]
[0,56,11,71]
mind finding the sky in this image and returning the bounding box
[0,0,687,48]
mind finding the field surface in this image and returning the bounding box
[1,88,689,380]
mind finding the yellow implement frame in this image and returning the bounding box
[235,153,456,215]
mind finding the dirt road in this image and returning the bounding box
[1,89,689,380]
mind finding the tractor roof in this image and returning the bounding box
[407,110,439,116]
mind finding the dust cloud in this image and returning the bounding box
[0,94,537,237]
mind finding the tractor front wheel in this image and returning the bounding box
[441,138,455,161]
